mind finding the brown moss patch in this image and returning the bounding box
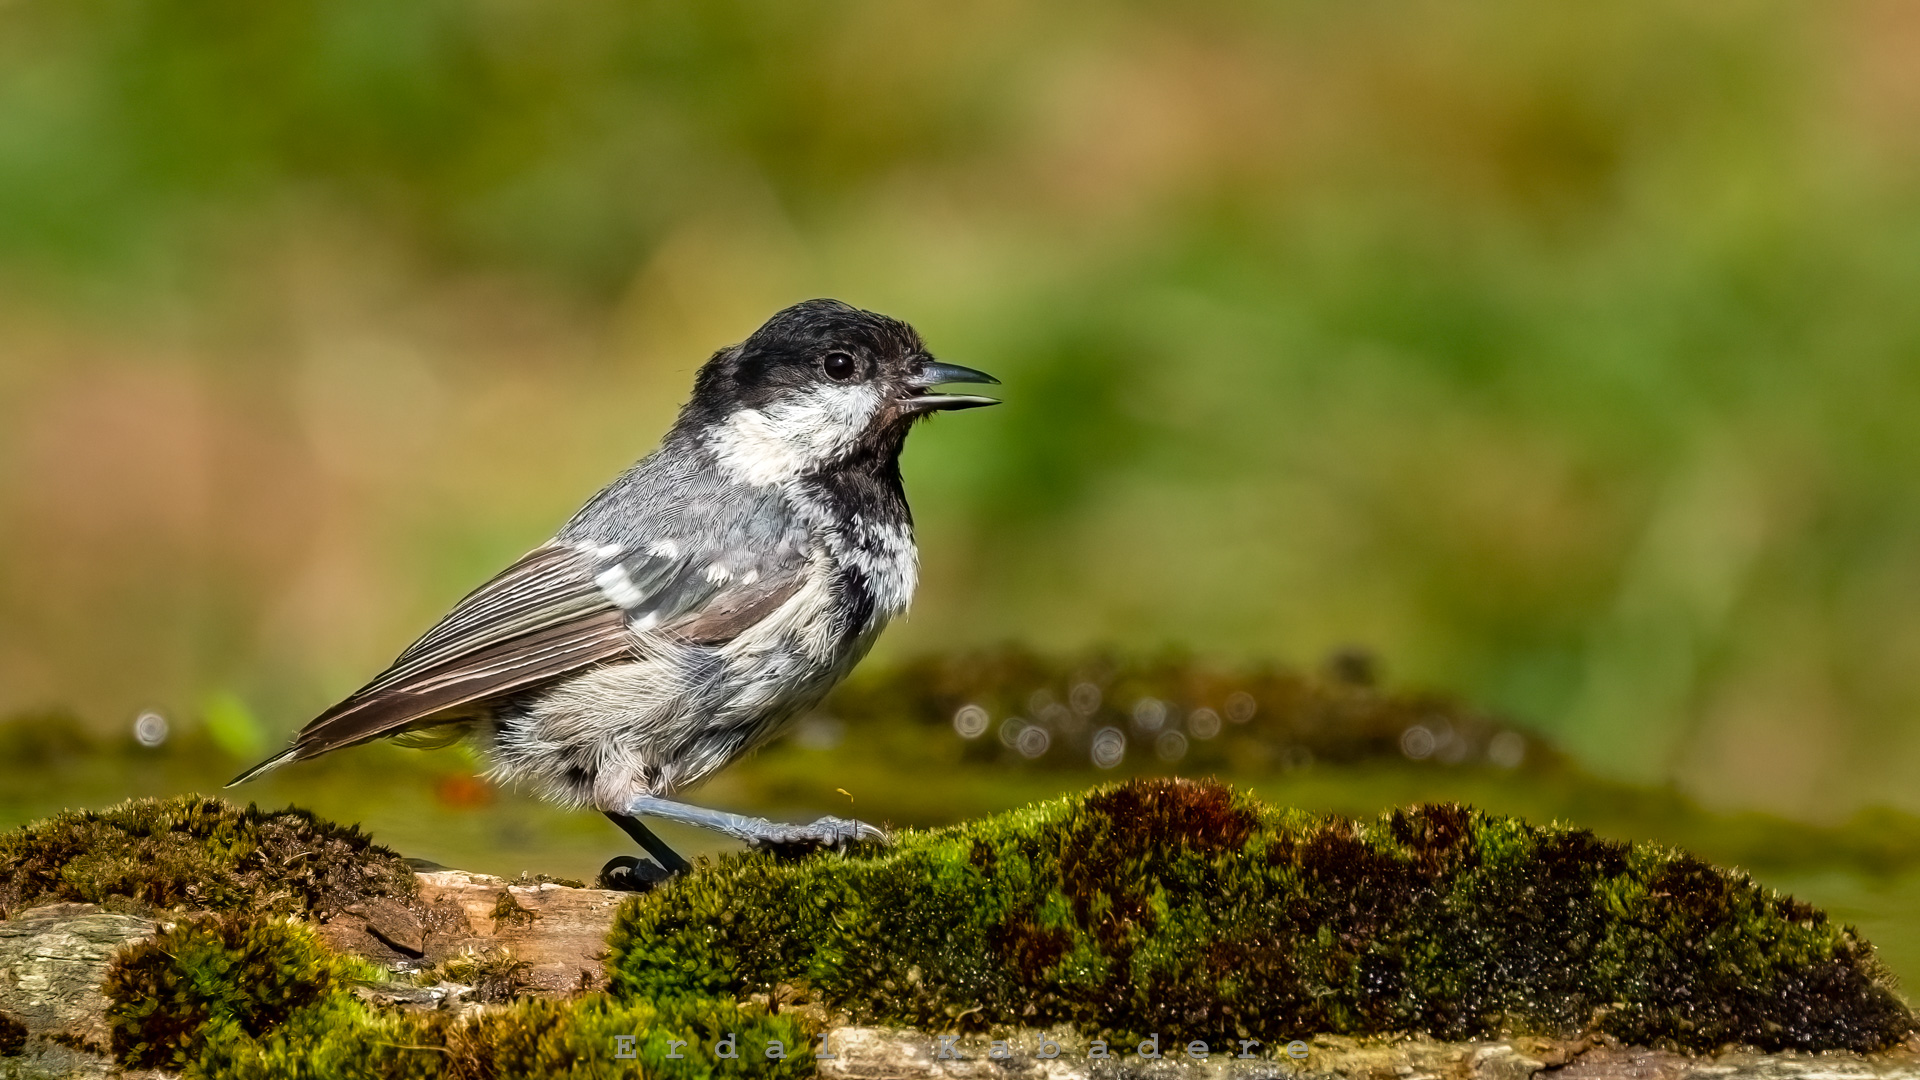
[0,794,416,919]
[0,1009,26,1056]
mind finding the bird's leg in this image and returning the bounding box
[603,811,693,874]
[623,794,887,849]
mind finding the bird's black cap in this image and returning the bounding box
[676,299,998,433]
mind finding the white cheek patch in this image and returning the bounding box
[708,384,883,485]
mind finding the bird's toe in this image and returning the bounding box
[808,815,889,847]
[745,815,888,856]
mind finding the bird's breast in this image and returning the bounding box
[837,514,919,621]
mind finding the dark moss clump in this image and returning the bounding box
[99,911,812,1079]
[0,794,415,919]
[0,1009,26,1056]
[436,946,534,1004]
[103,914,350,1070]
[608,778,1915,1052]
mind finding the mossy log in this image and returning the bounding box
[609,778,1915,1053]
[2,782,1918,1078]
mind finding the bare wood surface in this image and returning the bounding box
[316,870,632,995]
[0,902,160,1080]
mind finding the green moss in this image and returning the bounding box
[0,794,415,919]
[102,914,359,1070]
[508,872,588,889]
[194,994,815,1080]
[101,909,814,1079]
[608,778,1915,1052]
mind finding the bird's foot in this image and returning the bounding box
[597,855,675,892]
[744,815,888,855]
[621,795,888,855]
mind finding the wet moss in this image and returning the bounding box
[437,945,534,1003]
[607,778,1914,1052]
[489,889,537,931]
[0,794,415,919]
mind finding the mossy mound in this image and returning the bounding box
[105,914,359,1070]
[608,778,1914,1053]
[0,794,415,919]
[101,914,811,1080]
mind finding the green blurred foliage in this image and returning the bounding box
[2,0,1919,822]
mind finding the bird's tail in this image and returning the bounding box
[226,746,300,788]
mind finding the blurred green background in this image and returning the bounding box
[4,0,1920,979]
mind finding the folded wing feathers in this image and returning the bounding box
[232,515,817,782]
[286,606,633,760]
[394,546,601,667]
[256,544,634,764]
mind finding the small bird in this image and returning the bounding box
[230,299,998,881]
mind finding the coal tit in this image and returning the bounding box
[231,299,998,877]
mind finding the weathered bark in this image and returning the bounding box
[0,903,160,1080]
[817,1029,1920,1080]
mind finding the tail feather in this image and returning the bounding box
[226,746,300,788]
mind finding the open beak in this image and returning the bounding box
[904,360,1001,413]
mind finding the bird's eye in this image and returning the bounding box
[821,351,859,382]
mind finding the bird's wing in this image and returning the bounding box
[229,536,806,784]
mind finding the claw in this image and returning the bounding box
[598,855,674,892]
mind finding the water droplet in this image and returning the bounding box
[953,704,990,739]
[1017,726,1051,759]
[1488,731,1527,769]
[1069,682,1102,716]
[1155,730,1189,762]
[1224,692,1257,723]
[133,711,168,748]
[1400,726,1436,760]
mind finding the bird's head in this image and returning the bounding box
[679,299,999,485]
